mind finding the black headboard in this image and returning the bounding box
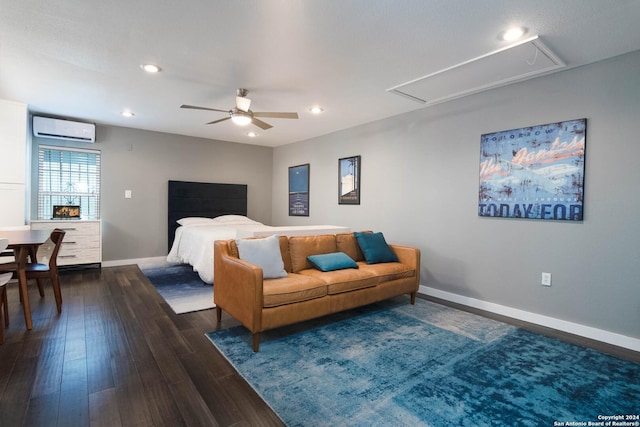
[168,180,248,251]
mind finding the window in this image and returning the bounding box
[37,146,101,220]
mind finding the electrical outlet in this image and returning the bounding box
[541,272,552,286]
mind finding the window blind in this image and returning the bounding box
[37,145,101,220]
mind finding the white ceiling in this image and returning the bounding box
[1,0,639,147]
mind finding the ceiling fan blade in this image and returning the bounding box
[206,117,231,125]
[251,118,273,130]
[236,96,251,112]
[181,104,229,113]
[253,112,299,119]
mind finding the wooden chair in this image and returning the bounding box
[0,229,66,327]
[30,229,66,312]
[0,238,13,344]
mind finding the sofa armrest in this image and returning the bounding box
[389,244,421,284]
[214,240,264,333]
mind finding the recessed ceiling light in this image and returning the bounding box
[501,26,527,42]
[121,110,135,117]
[247,131,258,137]
[140,64,161,73]
[309,106,324,114]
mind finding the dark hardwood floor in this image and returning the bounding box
[0,265,637,426]
[0,265,284,427]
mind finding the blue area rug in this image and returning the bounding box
[142,264,214,314]
[206,298,640,426]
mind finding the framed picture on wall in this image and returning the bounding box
[289,163,310,216]
[339,155,361,205]
[478,118,586,221]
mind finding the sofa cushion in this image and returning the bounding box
[236,235,288,279]
[354,232,399,264]
[277,236,293,272]
[289,234,338,273]
[336,233,365,262]
[358,262,415,283]
[298,268,377,294]
[263,274,327,307]
[307,252,358,272]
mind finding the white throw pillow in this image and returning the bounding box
[236,235,287,279]
[177,217,214,226]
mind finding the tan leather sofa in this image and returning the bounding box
[213,232,421,351]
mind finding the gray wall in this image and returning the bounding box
[32,126,273,261]
[272,51,640,340]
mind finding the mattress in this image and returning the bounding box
[167,218,349,284]
[235,224,351,239]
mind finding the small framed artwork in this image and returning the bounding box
[289,163,310,216]
[478,118,586,221]
[339,155,361,205]
[53,205,80,219]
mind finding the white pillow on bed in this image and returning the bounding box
[177,217,215,226]
[236,235,287,279]
[212,215,259,225]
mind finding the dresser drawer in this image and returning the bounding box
[48,221,99,237]
[31,220,101,266]
[57,246,101,266]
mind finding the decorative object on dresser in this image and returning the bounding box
[52,205,80,219]
[30,220,101,267]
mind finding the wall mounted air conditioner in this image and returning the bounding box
[32,116,96,143]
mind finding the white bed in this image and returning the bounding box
[166,216,350,283]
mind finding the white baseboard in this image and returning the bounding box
[419,285,640,352]
[102,256,168,268]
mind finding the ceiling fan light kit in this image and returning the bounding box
[181,88,298,131]
[230,110,252,126]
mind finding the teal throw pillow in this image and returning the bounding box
[354,232,399,264]
[307,252,358,272]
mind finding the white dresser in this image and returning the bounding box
[30,220,102,266]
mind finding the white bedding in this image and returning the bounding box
[167,218,350,284]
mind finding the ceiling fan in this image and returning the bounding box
[180,88,298,130]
